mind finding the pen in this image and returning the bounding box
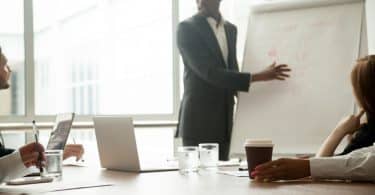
[32,120,43,174]
[238,167,248,171]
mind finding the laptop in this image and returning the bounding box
[47,113,75,150]
[93,116,178,172]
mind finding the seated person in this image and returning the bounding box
[252,55,375,182]
[0,46,83,182]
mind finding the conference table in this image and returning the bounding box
[2,165,375,195]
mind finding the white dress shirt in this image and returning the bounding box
[206,16,229,67]
[310,145,375,181]
[0,151,29,183]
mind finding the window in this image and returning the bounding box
[34,0,173,116]
[0,0,25,116]
[0,0,270,122]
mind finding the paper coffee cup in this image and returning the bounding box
[244,139,273,179]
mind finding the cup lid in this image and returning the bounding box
[244,139,273,147]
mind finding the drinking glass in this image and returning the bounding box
[199,143,219,168]
[177,146,199,174]
[43,150,63,178]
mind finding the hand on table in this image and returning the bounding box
[63,144,84,161]
[251,158,310,182]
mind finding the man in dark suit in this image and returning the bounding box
[177,0,291,160]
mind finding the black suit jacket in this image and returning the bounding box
[339,118,375,155]
[176,14,251,142]
[0,142,14,158]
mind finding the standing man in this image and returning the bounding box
[177,0,291,160]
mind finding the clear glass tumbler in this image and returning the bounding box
[199,143,219,168]
[43,150,63,178]
[177,146,199,174]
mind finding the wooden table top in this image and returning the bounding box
[3,166,374,195]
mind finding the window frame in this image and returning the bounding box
[0,0,181,124]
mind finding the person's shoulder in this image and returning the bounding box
[224,21,238,36]
[178,15,203,37]
[0,148,15,158]
[224,20,237,31]
[357,123,374,134]
[352,123,375,144]
[178,15,199,30]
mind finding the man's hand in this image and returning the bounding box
[251,62,291,82]
[63,144,84,161]
[251,158,310,182]
[19,142,45,168]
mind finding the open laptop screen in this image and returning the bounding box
[47,113,75,150]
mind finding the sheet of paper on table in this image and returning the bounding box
[217,170,249,177]
[0,181,113,194]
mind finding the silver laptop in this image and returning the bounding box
[47,113,75,150]
[93,116,178,172]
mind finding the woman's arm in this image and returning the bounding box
[311,146,375,181]
[316,110,365,157]
[252,145,375,182]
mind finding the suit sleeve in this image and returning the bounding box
[0,151,30,183]
[177,22,251,92]
[232,27,251,96]
[232,26,240,73]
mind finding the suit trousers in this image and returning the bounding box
[182,137,230,161]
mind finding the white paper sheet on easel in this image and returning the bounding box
[231,0,365,155]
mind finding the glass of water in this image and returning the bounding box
[43,150,63,178]
[177,146,199,174]
[199,143,219,168]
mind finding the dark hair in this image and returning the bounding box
[351,55,375,120]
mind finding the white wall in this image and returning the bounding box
[367,0,375,54]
